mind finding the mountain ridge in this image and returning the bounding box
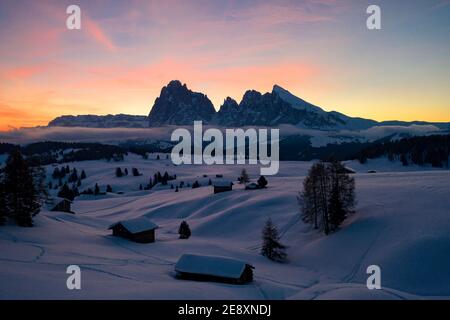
[47,80,450,131]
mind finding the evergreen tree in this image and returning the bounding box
[106,185,113,193]
[94,183,100,195]
[52,167,60,179]
[178,221,191,239]
[58,183,75,201]
[156,155,160,160]
[257,175,268,188]
[3,149,41,227]
[192,180,200,189]
[80,170,87,180]
[77,179,82,187]
[261,218,286,262]
[71,185,80,197]
[68,168,78,183]
[162,172,169,185]
[115,167,123,177]
[32,166,48,201]
[208,179,212,186]
[300,161,355,235]
[239,169,250,184]
[132,168,141,176]
[175,186,179,192]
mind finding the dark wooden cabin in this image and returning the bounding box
[213,180,233,194]
[175,254,254,284]
[109,217,158,243]
[51,198,73,214]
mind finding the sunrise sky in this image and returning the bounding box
[0,0,449,130]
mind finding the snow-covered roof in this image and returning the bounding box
[109,217,158,234]
[213,180,233,187]
[175,254,253,279]
[344,166,356,173]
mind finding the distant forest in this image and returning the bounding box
[1,134,449,168]
[354,134,450,168]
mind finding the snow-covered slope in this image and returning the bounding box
[0,155,449,299]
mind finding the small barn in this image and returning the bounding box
[175,254,254,284]
[109,217,159,243]
[213,180,233,194]
[50,198,73,214]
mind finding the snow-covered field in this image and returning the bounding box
[1,155,449,299]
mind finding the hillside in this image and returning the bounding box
[1,155,449,299]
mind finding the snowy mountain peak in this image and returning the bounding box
[272,85,324,113]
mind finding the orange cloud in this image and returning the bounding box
[84,16,116,51]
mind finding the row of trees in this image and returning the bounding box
[0,150,43,227]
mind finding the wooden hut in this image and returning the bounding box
[50,198,73,214]
[175,254,254,284]
[213,180,233,194]
[109,217,158,243]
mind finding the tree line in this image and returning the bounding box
[354,134,450,167]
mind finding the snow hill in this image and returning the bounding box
[1,155,449,299]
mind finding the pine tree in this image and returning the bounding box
[261,218,286,262]
[175,186,179,192]
[178,221,191,239]
[162,172,169,185]
[94,183,100,195]
[77,179,82,187]
[300,161,355,235]
[192,180,200,189]
[80,170,87,180]
[257,175,268,188]
[115,167,123,177]
[71,185,80,197]
[58,183,75,201]
[3,149,41,227]
[32,166,48,201]
[239,168,250,184]
[106,185,112,193]
[52,167,60,179]
[132,168,140,176]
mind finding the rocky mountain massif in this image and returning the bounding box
[48,80,450,131]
